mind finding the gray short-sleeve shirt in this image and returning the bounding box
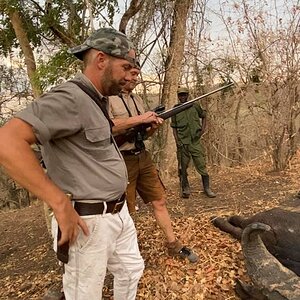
[16,74,128,201]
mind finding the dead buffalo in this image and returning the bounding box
[212,192,300,299]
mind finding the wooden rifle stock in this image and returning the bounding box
[114,82,234,147]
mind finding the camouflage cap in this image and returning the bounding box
[68,28,136,64]
[177,86,189,94]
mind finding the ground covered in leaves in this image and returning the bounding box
[0,154,299,300]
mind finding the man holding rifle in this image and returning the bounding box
[109,64,199,263]
[171,87,216,198]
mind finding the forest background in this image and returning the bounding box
[0,1,300,299]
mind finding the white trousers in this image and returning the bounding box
[52,204,144,300]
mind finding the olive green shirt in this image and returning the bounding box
[170,103,206,144]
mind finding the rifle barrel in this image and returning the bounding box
[114,82,234,147]
[158,82,234,120]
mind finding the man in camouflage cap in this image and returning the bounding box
[0,28,148,299]
[68,27,137,65]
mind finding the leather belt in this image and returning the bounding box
[74,193,126,216]
[121,149,144,156]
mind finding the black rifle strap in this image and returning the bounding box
[119,93,145,150]
[119,94,132,117]
[119,93,141,117]
[69,80,114,131]
[130,94,142,115]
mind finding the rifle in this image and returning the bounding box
[114,82,234,148]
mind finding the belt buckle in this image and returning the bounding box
[132,149,141,155]
[112,200,124,214]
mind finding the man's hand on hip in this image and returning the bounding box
[53,197,89,246]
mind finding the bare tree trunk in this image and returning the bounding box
[157,0,193,179]
[8,9,46,216]
[9,10,42,98]
[271,81,300,171]
[119,0,145,34]
[234,98,244,163]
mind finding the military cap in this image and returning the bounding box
[177,86,189,94]
[68,28,136,64]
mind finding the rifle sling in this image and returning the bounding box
[117,93,146,150]
[119,93,142,117]
[69,80,114,131]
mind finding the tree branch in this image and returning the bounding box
[119,0,145,34]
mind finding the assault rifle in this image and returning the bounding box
[114,82,234,148]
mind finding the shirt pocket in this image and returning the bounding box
[82,126,114,160]
[174,113,188,127]
[111,106,130,118]
[84,127,111,145]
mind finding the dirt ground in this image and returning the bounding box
[0,155,299,300]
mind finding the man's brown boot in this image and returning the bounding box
[167,240,199,263]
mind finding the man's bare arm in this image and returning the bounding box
[200,116,207,136]
[172,128,180,145]
[0,118,88,245]
[111,111,163,134]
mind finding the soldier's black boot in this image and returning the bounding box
[180,172,190,198]
[201,175,216,198]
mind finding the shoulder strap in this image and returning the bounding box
[130,94,142,115]
[69,80,114,130]
[119,94,133,117]
[119,93,142,117]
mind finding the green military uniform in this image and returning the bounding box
[171,86,216,198]
[170,103,208,177]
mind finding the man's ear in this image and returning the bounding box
[95,51,107,69]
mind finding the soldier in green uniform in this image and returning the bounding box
[171,86,216,198]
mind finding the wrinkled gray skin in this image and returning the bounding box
[212,192,300,299]
[241,223,300,300]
